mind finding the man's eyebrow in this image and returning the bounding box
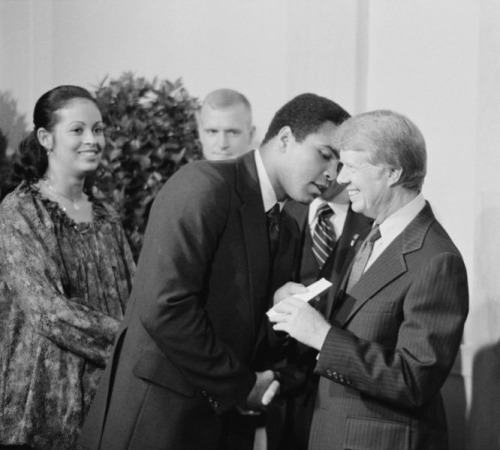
[324,144,340,159]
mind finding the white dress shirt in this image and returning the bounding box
[254,149,284,212]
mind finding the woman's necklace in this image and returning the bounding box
[44,180,85,211]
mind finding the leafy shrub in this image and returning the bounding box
[92,72,202,259]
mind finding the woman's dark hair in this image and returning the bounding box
[15,85,99,183]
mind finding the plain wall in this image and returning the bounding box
[1,0,499,447]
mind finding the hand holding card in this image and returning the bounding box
[267,278,332,319]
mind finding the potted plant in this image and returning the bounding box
[93,72,202,259]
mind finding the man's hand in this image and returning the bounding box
[273,282,307,305]
[244,370,280,411]
[269,296,331,350]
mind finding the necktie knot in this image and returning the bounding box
[366,223,381,243]
[267,203,281,230]
[317,203,334,221]
[267,204,281,257]
[346,223,381,292]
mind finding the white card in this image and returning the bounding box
[267,278,332,319]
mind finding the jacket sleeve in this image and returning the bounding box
[138,163,256,413]
[315,251,469,409]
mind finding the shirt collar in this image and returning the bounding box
[254,149,280,212]
[308,196,349,226]
[378,193,426,242]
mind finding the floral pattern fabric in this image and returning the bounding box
[0,182,135,449]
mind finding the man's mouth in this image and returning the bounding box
[314,183,328,195]
[347,189,360,199]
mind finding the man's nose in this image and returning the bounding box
[217,133,229,149]
[325,161,339,183]
[336,165,348,184]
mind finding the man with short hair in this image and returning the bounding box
[80,93,350,450]
[198,88,255,160]
[271,110,469,449]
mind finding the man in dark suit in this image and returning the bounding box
[79,93,350,450]
[270,110,469,449]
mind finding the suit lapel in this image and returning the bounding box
[334,203,436,326]
[236,153,271,335]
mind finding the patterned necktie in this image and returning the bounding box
[267,203,281,258]
[346,224,381,292]
[312,203,336,269]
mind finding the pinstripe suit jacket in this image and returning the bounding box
[309,202,469,450]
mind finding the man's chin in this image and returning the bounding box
[210,153,234,160]
[291,192,316,205]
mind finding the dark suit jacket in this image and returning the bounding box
[273,201,371,450]
[309,202,469,450]
[79,152,300,450]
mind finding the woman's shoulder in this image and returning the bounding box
[0,182,37,215]
[0,183,55,242]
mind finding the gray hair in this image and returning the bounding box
[334,110,427,191]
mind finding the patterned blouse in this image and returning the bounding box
[0,182,135,449]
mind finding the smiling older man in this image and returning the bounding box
[271,110,469,450]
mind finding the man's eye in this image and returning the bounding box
[319,150,332,161]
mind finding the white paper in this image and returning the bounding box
[267,278,332,319]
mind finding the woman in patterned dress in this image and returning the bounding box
[0,86,135,449]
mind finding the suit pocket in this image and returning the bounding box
[133,349,196,398]
[344,416,409,449]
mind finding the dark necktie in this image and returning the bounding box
[266,203,281,258]
[312,203,336,269]
[346,224,381,292]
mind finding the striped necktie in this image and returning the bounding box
[346,224,381,292]
[312,203,336,269]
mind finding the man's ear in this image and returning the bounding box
[388,167,403,187]
[277,126,293,152]
[249,125,256,143]
[37,128,53,151]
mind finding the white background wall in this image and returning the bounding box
[1,0,499,447]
